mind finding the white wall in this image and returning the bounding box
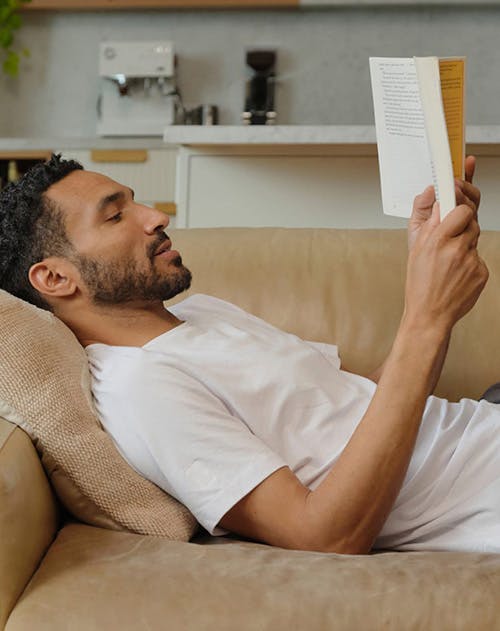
[1,6,499,136]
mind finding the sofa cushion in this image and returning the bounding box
[0,289,197,540]
[6,523,500,631]
[0,421,59,629]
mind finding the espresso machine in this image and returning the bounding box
[242,49,277,125]
[97,41,177,136]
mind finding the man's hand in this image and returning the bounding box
[408,156,481,251]
[405,200,488,332]
[365,157,482,386]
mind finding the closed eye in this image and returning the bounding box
[107,212,122,223]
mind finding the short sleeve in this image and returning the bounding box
[304,340,342,369]
[93,357,287,536]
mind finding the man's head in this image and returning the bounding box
[0,154,191,315]
[0,154,82,309]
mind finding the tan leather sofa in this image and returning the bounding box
[2,228,500,631]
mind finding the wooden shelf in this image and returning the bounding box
[25,0,297,10]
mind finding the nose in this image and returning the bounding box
[140,203,170,235]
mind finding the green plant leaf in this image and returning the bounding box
[0,28,14,49]
[0,7,13,22]
[6,13,21,29]
[0,0,29,76]
[3,50,19,76]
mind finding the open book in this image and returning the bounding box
[369,56,465,220]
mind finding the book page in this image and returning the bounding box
[415,57,456,219]
[370,57,433,218]
[439,58,465,180]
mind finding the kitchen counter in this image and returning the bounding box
[163,125,500,146]
[164,125,376,145]
[3,126,500,151]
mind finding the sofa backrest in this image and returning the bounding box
[168,228,500,401]
[0,418,59,628]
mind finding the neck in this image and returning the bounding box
[60,300,184,348]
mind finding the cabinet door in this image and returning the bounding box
[176,147,500,230]
[176,147,406,229]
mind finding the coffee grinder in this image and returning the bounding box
[242,49,277,125]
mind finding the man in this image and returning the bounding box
[0,154,495,554]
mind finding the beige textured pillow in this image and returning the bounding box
[0,289,197,540]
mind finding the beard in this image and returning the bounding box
[73,246,192,307]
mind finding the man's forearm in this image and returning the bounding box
[366,325,451,395]
[366,360,386,384]
[302,315,450,554]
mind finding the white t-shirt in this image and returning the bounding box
[87,294,500,552]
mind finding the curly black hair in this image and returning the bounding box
[0,153,83,311]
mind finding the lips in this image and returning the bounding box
[154,239,172,256]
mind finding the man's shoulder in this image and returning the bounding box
[87,342,200,411]
[86,343,156,383]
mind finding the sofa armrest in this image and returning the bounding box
[0,417,59,628]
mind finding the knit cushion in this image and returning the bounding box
[0,289,197,540]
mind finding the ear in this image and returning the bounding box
[29,257,78,301]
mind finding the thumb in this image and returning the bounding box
[412,185,435,215]
[429,200,441,227]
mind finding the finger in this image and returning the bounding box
[455,187,477,216]
[461,180,481,209]
[456,179,480,203]
[465,155,476,183]
[456,218,480,250]
[429,200,441,227]
[439,204,474,237]
[412,185,435,214]
[472,219,481,248]
[471,221,481,249]
[465,220,481,247]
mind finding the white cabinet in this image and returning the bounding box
[166,126,500,230]
[175,145,405,229]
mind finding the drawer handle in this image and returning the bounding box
[91,150,148,163]
[154,202,176,216]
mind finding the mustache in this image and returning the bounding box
[148,232,170,261]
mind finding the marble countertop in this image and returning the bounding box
[2,126,500,151]
[163,125,377,145]
[163,125,500,145]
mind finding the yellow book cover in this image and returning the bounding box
[439,58,465,180]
